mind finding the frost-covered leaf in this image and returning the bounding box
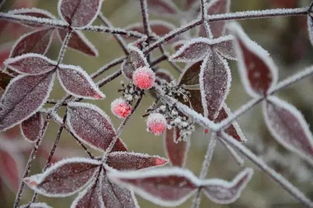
[215,105,246,142]
[200,52,231,120]
[0,73,55,131]
[21,112,44,142]
[106,152,168,170]
[24,158,101,197]
[0,148,22,191]
[58,29,98,56]
[20,202,52,208]
[199,0,230,38]
[263,96,313,164]
[67,102,127,152]
[71,177,104,208]
[203,168,253,204]
[147,0,179,16]
[155,69,173,83]
[0,43,11,67]
[229,23,278,97]
[170,36,233,62]
[179,61,201,85]
[10,28,54,57]
[164,128,189,167]
[58,0,103,27]
[102,171,139,208]
[57,64,104,99]
[0,71,13,90]
[9,8,54,27]
[307,15,313,47]
[215,39,236,60]
[127,21,175,38]
[4,53,56,75]
[122,46,148,79]
[109,167,200,207]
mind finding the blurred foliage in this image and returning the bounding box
[0,0,313,207]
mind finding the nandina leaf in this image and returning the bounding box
[263,96,313,164]
[58,0,103,27]
[9,8,55,27]
[0,43,11,67]
[67,102,127,152]
[215,105,246,142]
[24,158,101,197]
[179,61,202,86]
[230,23,278,97]
[164,128,190,167]
[57,64,104,99]
[147,0,179,16]
[20,112,44,142]
[10,28,54,57]
[71,177,104,208]
[0,148,22,191]
[58,29,98,56]
[155,69,173,83]
[199,52,231,120]
[109,167,200,207]
[170,36,233,62]
[20,202,52,208]
[122,46,148,79]
[4,53,56,75]
[101,172,139,208]
[215,38,237,60]
[199,0,230,38]
[126,20,175,38]
[203,168,253,204]
[106,152,168,170]
[0,73,55,131]
[0,71,13,90]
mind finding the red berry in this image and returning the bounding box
[111,98,132,118]
[147,113,167,136]
[132,67,155,90]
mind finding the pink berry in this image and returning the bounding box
[132,67,155,90]
[147,113,167,136]
[111,98,132,118]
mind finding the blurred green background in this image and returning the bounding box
[0,0,313,207]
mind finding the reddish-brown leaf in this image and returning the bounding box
[58,0,103,27]
[178,61,202,86]
[67,102,127,152]
[203,168,253,204]
[0,72,54,131]
[263,97,313,164]
[109,168,199,206]
[21,112,44,142]
[57,64,104,99]
[58,29,98,56]
[106,152,168,170]
[10,8,54,27]
[24,158,101,197]
[164,128,189,167]
[122,46,148,79]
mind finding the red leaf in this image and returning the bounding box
[57,64,104,99]
[215,39,237,60]
[178,61,202,85]
[10,8,54,27]
[24,158,101,197]
[4,53,56,75]
[122,46,148,79]
[10,28,54,57]
[263,97,313,164]
[199,0,230,38]
[147,0,179,16]
[0,148,22,191]
[109,168,199,206]
[0,73,54,131]
[164,128,189,167]
[20,202,52,208]
[106,152,168,170]
[215,105,246,142]
[21,112,44,142]
[102,172,139,208]
[200,52,231,120]
[58,0,103,27]
[203,168,253,204]
[58,29,98,56]
[67,102,127,152]
[230,23,278,97]
[71,177,104,208]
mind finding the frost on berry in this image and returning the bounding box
[147,113,167,136]
[132,67,155,90]
[111,98,132,119]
